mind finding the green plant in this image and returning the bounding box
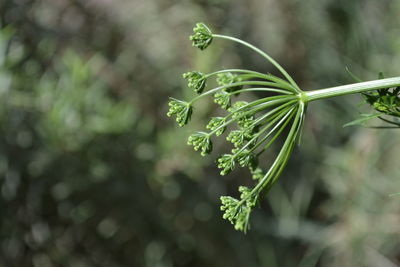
[167,23,400,232]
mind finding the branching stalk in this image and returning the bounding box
[169,22,400,233]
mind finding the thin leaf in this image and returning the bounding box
[345,67,362,83]
[343,113,381,127]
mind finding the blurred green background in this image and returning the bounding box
[1,0,400,266]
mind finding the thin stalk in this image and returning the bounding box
[247,107,296,154]
[303,77,400,102]
[251,105,303,196]
[208,96,296,136]
[205,69,269,78]
[205,69,294,90]
[189,80,291,104]
[252,99,297,126]
[268,107,306,188]
[213,34,300,91]
[229,87,292,95]
[256,105,297,156]
[233,108,292,157]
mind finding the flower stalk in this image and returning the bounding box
[303,77,400,102]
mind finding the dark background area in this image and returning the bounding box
[0,0,400,266]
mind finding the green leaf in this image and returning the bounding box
[343,113,381,127]
[345,67,362,83]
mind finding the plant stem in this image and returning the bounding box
[213,34,301,91]
[303,77,400,102]
[189,80,292,104]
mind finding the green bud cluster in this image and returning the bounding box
[220,196,240,222]
[187,132,212,156]
[250,167,264,181]
[167,98,192,126]
[237,116,255,129]
[183,71,207,94]
[233,148,254,168]
[217,147,255,175]
[227,130,249,148]
[229,101,257,130]
[220,186,258,232]
[214,91,231,109]
[217,154,235,175]
[206,117,226,136]
[217,73,243,92]
[229,101,251,122]
[213,72,254,109]
[190,23,213,50]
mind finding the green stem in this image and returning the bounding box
[189,80,291,104]
[252,104,303,196]
[208,96,296,136]
[237,105,295,154]
[205,69,294,90]
[213,34,300,91]
[252,99,297,126]
[205,69,272,80]
[247,106,296,154]
[230,87,292,95]
[303,77,400,102]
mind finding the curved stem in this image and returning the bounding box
[252,99,297,126]
[205,69,295,91]
[247,106,296,154]
[256,106,296,157]
[189,80,291,104]
[205,69,272,80]
[208,96,297,136]
[232,106,294,158]
[229,87,292,95]
[252,104,303,195]
[213,34,300,91]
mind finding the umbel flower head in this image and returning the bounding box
[190,23,213,50]
[169,22,400,232]
[168,22,307,232]
[187,132,212,156]
[167,98,192,127]
[183,71,207,94]
[214,90,231,109]
[220,186,258,232]
[217,154,235,175]
[217,73,243,92]
[206,117,226,136]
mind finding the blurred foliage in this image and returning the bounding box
[0,0,400,266]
